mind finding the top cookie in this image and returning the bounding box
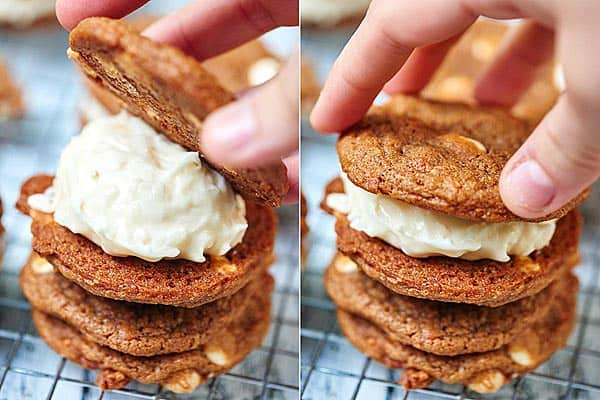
[338,95,588,222]
[69,17,288,207]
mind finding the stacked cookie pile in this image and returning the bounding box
[16,18,288,393]
[322,95,586,393]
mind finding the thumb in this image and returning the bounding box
[500,96,600,219]
[200,51,299,168]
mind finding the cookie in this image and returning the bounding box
[0,197,4,264]
[337,273,577,392]
[17,175,276,308]
[203,39,280,93]
[324,178,581,307]
[68,17,288,207]
[81,39,280,125]
[325,253,567,356]
[32,281,272,392]
[338,95,589,222]
[422,19,560,125]
[21,252,273,356]
[301,192,309,265]
[301,57,320,115]
[0,0,56,29]
[301,0,370,29]
[0,56,24,119]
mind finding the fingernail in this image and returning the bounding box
[506,159,555,212]
[203,102,256,157]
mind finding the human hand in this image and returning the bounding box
[56,0,300,203]
[310,0,600,218]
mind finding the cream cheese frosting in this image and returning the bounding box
[326,174,556,262]
[301,0,371,25]
[0,0,55,27]
[28,112,247,263]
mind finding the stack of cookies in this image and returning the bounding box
[16,17,288,393]
[322,95,586,393]
[0,56,24,120]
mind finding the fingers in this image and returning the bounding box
[383,33,462,95]
[475,21,554,107]
[55,0,149,30]
[200,51,299,168]
[143,0,298,61]
[500,96,600,218]
[310,0,478,133]
[283,153,299,204]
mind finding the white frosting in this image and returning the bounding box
[301,0,371,25]
[247,57,279,86]
[0,0,55,27]
[28,112,247,262]
[326,174,556,262]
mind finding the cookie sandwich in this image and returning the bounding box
[0,56,24,120]
[322,94,586,392]
[17,17,287,392]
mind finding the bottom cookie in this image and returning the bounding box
[32,284,272,392]
[336,274,577,393]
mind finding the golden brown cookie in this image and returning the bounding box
[338,95,589,222]
[325,253,568,356]
[21,253,273,356]
[301,192,309,265]
[301,1,369,29]
[32,279,272,392]
[337,273,577,393]
[422,19,560,125]
[0,1,57,29]
[323,178,581,307]
[81,39,280,124]
[301,57,320,115]
[203,39,280,93]
[17,175,276,308]
[0,56,24,119]
[68,17,288,207]
[0,197,4,264]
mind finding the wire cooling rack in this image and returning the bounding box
[300,26,600,400]
[0,4,299,399]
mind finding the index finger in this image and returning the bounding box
[310,0,514,133]
[56,0,149,30]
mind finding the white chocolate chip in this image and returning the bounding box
[31,254,54,275]
[471,38,496,63]
[206,346,229,366]
[213,257,237,274]
[509,345,534,367]
[248,57,280,86]
[163,370,201,394]
[434,76,473,102]
[439,133,487,153]
[334,254,358,273]
[467,370,506,394]
[553,64,565,92]
[515,256,541,273]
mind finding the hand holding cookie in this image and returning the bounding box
[311,0,600,218]
[56,0,300,203]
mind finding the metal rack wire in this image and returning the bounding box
[300,27,600,399]
[0,8,299,399]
